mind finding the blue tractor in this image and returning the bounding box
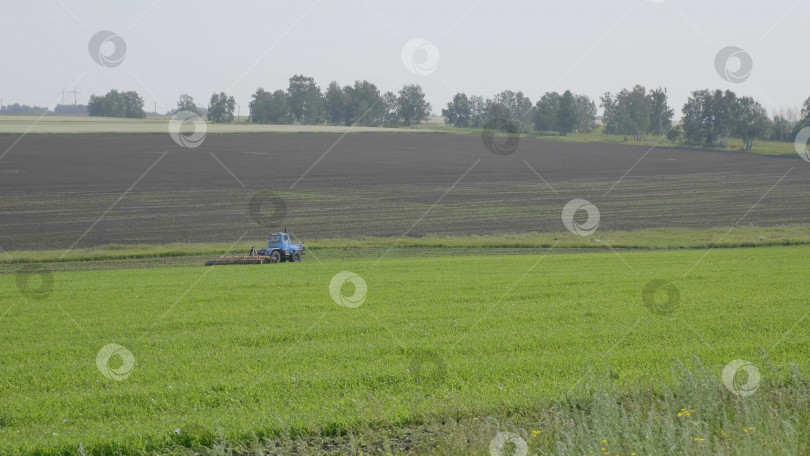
[206,232,305,265]
[257,232,305,263]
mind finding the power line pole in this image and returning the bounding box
[57,88,66,105]
[69,88,80,106]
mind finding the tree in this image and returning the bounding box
[770,107,798,142]
[483,99,515,132]
[600,92,620,135]
[602,85,667,140]
[397,84,431,127]
[287,75,324,125]
[666,125,682,142]
[207,92,235,123]
[533,92,560,132]
[249,88,290,124]
[648,88,673,136]
[87,90,145,118]
[442,93,472,128]
[710,89,737,147]
[681,89,771,149]
[620,85,651,141]
[382,91,400,127]
[532,91,594,136]
[733,96,770,151]
[682,89,717,146]
[324,81,346,125]
[490,90,533,133]
[800,96,810,128]
[344,80,384,126]
[574,95,597,133]
[121,91,145,119]
[175,94,200,115]
[469,95,485,128]
[557,90,577,136]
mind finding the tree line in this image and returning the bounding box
[27,81,810,151]
[444,85,810,150]
[84,75,433,128]
[248,75,431,127]
[86,90,237,123]
[442,86,674,141]
[0,103,50,115]
[680,89,793,151]
[88,90,146,118]
[444,90,599,137]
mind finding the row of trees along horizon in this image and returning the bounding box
[3,75,810,150]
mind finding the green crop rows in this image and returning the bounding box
[2,245,810,454]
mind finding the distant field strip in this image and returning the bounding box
[0,115,428,135]
[1,225,810,268]
[0,115,798,157]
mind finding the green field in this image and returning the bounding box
[3,244,810,454]
[424,123,800,157]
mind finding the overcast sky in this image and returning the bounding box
[1,0,806,116]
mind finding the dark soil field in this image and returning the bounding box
[1,133,807,251]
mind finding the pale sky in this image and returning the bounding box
[1,0,806,117]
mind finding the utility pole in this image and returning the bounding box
[69,88,80,106]
[237,105,240,123]
[154,101,157,114]
[57,88,66,105]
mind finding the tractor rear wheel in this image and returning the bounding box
[268,251,281,263]
[291,251,302,263]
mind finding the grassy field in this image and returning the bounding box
[0,115,799,157]
[420,122,800,157]
[2,244,810,454]
[2,225,810,267]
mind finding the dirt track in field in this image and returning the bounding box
[0,133,807,251]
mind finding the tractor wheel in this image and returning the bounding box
[268,251,281,263]
[291,251,302,263]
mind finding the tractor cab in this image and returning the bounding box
[266,232,287,248]
[261,232,305,262]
